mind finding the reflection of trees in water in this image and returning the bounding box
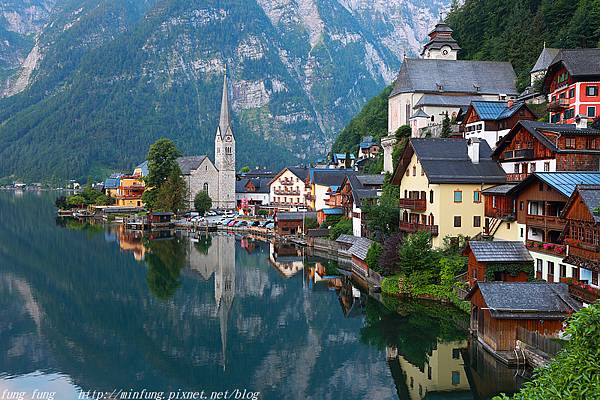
[56,218,104,237]
[359,296,467,369]
[144,238,188,300]
[194,235,212,255]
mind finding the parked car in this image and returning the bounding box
[234,220,248,227]
[251,220,261,227]
[265,222,274,229]
[227,220,238,227]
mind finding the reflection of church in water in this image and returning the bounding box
[187,233,235,370]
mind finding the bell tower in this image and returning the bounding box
[421,18,460,60]
[214,69,236,209]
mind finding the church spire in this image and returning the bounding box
[218,68,231,139]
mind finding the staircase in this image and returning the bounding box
[483,217,502,238]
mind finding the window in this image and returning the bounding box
[520,227,524,238]
[428,366,432,380]
[225,146,232,154]
[544,162,550,172]
[586,85,598,96]
[506,223,511,230]
[473,191,481,203]
[492,196,497,208]
[454,191,463,203]
[560,264,567,279]
[530,163,536,172]
[588,106,596,118]
[548,261,555,280]
[565,138,576,149]
[429,190,434,204]
[203,183,209,192]
[412,166,416,176]
[473,216,481,227]
[452,348,461,359]
[569,88,575,98]
[406,168,409,177]
[452,371,461,385]
[519,201,524,211]
[514,164,520,173]
[454,216,462,227]
[537,259,543,273]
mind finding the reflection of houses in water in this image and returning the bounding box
[338,278,366,318]
[387,340,471,400]
[305,260,343,290]
[114,225,147,261]
[462,339,526,400]
[269,242,304,278]
[186,233,236,370]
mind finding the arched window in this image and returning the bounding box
[429,190,434,204]
[203,183,209,192]
[225,147,232,155]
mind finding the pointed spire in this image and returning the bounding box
[218,66,231,139]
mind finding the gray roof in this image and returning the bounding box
[409,138,506,184]
[473,282,581,319]
[531,47,560,73]
[336,234,358,245]
[177,156,207,175]
[467,241,533,262]
[311,169,356,187]
[276,211,317,221]
[577,185,600,223]
[481,183,518,195]
[390,59,517,97]
[415,94,484,108]
[236,177,271,194]
[409,109,430,119]
[356,174,385,187]
[348,237,374,260]
[548,48,600,77]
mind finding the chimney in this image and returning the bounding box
[507,99,514,108]
[468,138,480,164]
[576,115,588,129]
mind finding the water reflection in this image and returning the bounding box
[1,192,527,399]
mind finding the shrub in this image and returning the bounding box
[329,217,352,240]
[381,275,401,295]
[398,231,440,276]
[379,233,403,276]
[365,242,383,273]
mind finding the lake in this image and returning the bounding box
[0,192,526,400]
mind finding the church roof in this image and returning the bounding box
[531,47,560,73]
[177,156,208,175]
[390,59,517,97]
[217,71,232,139]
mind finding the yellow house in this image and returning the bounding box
[115,161,148,207]
[309,169,354,211]
[391,138,506,248]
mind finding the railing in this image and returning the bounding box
[505,172,530,182]
[566,240,600,261]
[279,180,295,186]
[398,198,427,212]
[485,208,515,220]
[517,327,564,357]
[399,222,439,236]
[526,240,567,256]
[547,98,570,112]
[526,214,564,230]
[274,189,300,195]
[564,279,600,304]
[502,149,534,161]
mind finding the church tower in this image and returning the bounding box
[421,18,460,60]
[215,70,236,210]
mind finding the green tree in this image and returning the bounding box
[365,242,383,273]
[398,232,440,277]
[329,217,353,240]
[494,303,600,400]
[441,113,452,138]
[395,125,411,141]
[194,191,213,216]
[143,138,184,210]
[145,238,187,301]
[363,174,400,239]
[155,168,187,213]
[304,217,319,230]
[240,166,250,173]
[67,195,85,208]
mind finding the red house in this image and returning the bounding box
[463,241,533,288]
[543,48,600,124]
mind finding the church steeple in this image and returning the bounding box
[421,20,460,60]
[218,68,231,139]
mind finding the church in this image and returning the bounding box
[178,73,236,210]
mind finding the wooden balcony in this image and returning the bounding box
[547,98,570,112]
[502,148,534,161]
[505,172,530,182]
[525,214,565,230]
[566,240,600,261]
[399,221,439,236]
[526,240,567,257]
[567,281,600,304]
[274,189,300,195]
[279,179,295,186]
[399,198,427,212]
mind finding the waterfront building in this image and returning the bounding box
[103,174,121,198]
[274,211,317,236]
[178,73,236,210]
[115,174,145,207]
[491,120,600,183]
[236,176,271,214]
[331,153,356,169]
[336,174,384,237]
[461,100,536,149]
[464,241,533,288]
[269,167,310,211]
[543,48,600,124]
[391,138,506,248]
[309,169,356,212]
[466,282,580,354]
[382,21,518,172]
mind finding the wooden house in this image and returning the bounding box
[274,211,317,236]
[562,184,600,291]
[492,120,600,182]
[466,282,581,354]
[464,241,533,288]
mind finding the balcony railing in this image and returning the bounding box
[547,98,570,112]
[526,240,567,256]
[399,221,439,236]
[274,189,300,195]
[506,172,530,182]
[525,214,565,230]
[279,180,295,186]
[565,239,600,261]
[399,198,427,212]
[502,148,534,161]
[562,278,600,304]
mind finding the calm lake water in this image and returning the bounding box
[0,192,526,400]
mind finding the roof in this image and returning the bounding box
[236,177,271,194]
[466,241,533,262]
[177,156,208,175]
[390,59,517,97]
[470,100,527,121]
[276,211,317,221]
[336,234,358,245]
[481,183,517,195]
[355,174,385,187]
[311,169,356,187]
[333,153,356,162]
[421,22,460,55]
[104,177,120,189]
[359,136,377,149]
[396,138,506,184]
[270,166,310,186]
[348,237,374,260]
[415,94,483,108]
[135,161,149,177]
[513,172,600,198]
[574,185,600,223]
[548,48,600,77]
[531,47,560,73]
[468,282,581,320]
[321,208,343,215]
[409,109,430,119]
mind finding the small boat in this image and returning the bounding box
[57,210,74,217]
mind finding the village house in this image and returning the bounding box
[463,241,533,288]
[309,169,356,212]
[381,20,518,172]
[331,153,356,169]
[347,236,375,282]
[274,211,317,236]
[115,162,148,207]
[561,184,600,294]
[518,46,561,103]
[235,176,271,214]
[391,138,506,248]
[466,282,580,355]
[461,100,536,149]
[543,48,600,124]
[335,174,384,237]
[103,174,121,198]
[316,208,343,226]
[269,167,310,212]
[492,120,600,183]
[357,136,380,160]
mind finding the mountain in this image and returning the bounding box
[332,0,600,154]
[0,0,449,182]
